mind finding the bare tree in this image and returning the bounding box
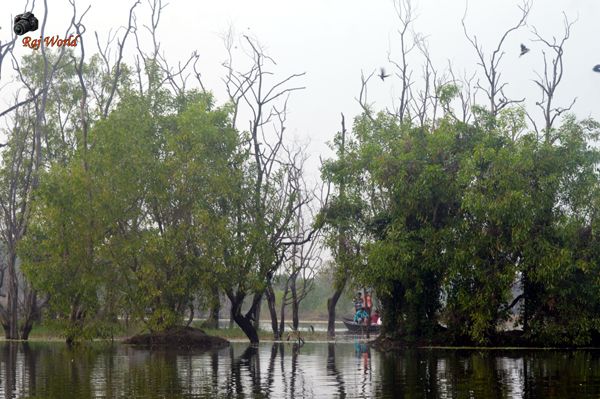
[131,0,204,99]
[0,0,83,340]
[283,195,323,333]
[218,33,309,343]
[448,63,478,124]
[411,35,451,128]
[388,0,418,124]
[356,70,377,123]
[262,149,325,339]
[462,0,531,118]
[95,1,140,118]
[528,14,577,141]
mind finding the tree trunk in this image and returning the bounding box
[206,304,219,329]
[252,294,262,331]
[5,249,19,340]
[327,115,348,340]
[20,289,41,341]
[228,292,261,344]
[233,311,259,344]
[265,282,279,339]
[522,270,533,334]
[203,287,220,329]
[66,302,85,345]
[327,279,346,338]
[381,283,405,339]
[279,281,290,337]
[185,303,194,328]
[291,277,299,331]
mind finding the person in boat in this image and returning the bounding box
[354,306,368,324]
[353,292,363,312]
[363,290,373,324]
[370,309,380,325]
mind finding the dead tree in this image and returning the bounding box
[528,14,577,142]
[220,33,307,343]
[131,0,202,99]
[0,0,80,340]
[462,0,531,119]
[388,0,418,124]
[94,1,140,118]
[356,70,377,123]
[280,193,322,335]
[0,1,21,82]
[0,5,34,336]
[448,63,478,124]
[411,35,452,128]
[264,149,325,339]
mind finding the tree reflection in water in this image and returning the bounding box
[2,342,600,398]
[327,343,346,398]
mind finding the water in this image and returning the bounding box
[2,341,600,398]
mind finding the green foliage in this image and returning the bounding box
[21,87,240,338]
[321,107,600,346]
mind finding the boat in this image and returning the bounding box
[342,316,381,333]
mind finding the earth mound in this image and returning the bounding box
[124,326,229,349]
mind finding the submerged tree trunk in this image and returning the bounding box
[265,282,280,339]
[291,277,299,331]
[66,300,86,345]
[205,304,219,329]
[252,295,262,331]
[203,287,220,329]
[20,289,42,341]
[278,280,290,337]
[327,279,346,338]
[228,291,262,344]
[233,312,259,343]
[5,249,19,340]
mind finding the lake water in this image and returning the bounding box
[2,340,600,398]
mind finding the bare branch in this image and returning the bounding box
[530,13,577,141]
[102,0,141,117]
[356,70,376,123]
[462,0,531,117]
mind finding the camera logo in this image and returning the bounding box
[14,12,38,36]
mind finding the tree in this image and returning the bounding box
[265,162,324,339]
[0,0,91,339]
[319,113,369,338]
[21,88,241,342]
[212,33,308,343]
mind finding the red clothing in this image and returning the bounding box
[370,313,379,324]
[364,294,372,310]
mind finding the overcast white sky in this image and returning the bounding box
[4,0,600,172]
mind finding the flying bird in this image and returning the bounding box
[379,67,390,81]
[593,65,600,73]
[519,44,530,57]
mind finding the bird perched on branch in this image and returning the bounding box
[519,44,530,57]
[593,65,600,73]
[379,67,390,81]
